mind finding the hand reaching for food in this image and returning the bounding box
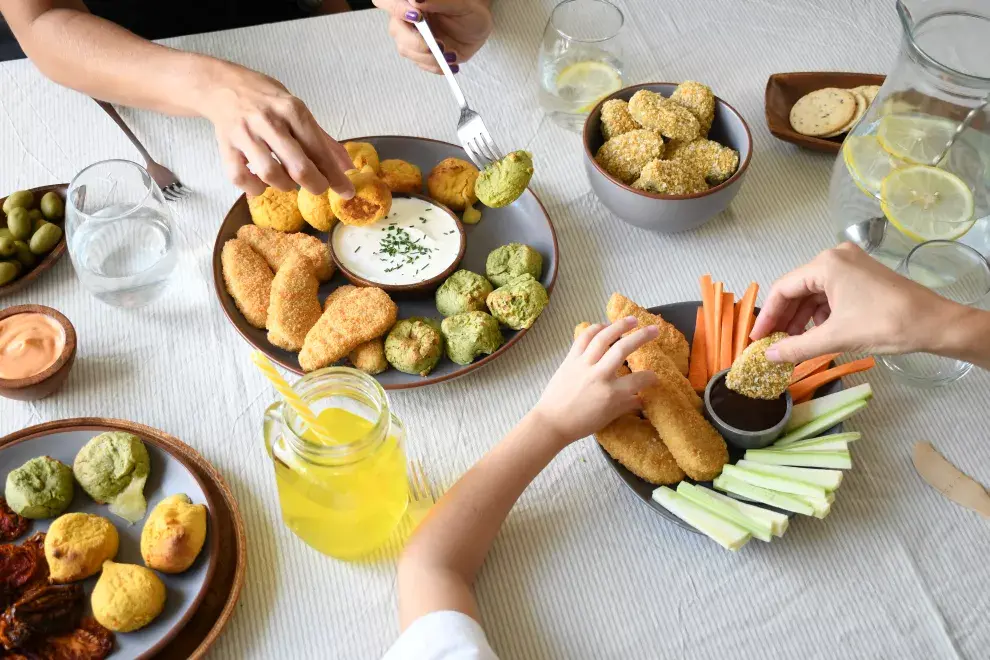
[375,0,494,74]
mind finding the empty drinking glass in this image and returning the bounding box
[66,160,176,308]
[880,240,990,387]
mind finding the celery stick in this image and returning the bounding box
[677,482,773,542]
[713,475,816,516]
[723,464,828,499]
[736,460,843,491]
[775,401,868,446]
[786,384,873,431]
[693,486,790,537]
[780,440,848,452]
[773,432,861,450]
[652,487,751,551]
[743,449,852,469]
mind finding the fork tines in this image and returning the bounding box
[162,183,187,201]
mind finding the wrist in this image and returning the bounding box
[185,55,243,119]
[522,409,573,449]
[930,302,990,363]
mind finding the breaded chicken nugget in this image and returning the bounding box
[600,99,641,140]
[344,142,380,173]
[379,159,423,194]
[632,159,708,196]
[641,379,728,481]
[221,239,273,329]
[236,224,334,282]
[329,167,392,226]
[247,187,305,232]
[300,286,398,372]
[606,293,690,376]
[267,252,322,352]
[595,129,665,184]
[324,284,357,311]
[596,414,686,485]
[427,158,479,211]
[297,188,335,232]
[726,332,793,400]
[349,337,389,375]
[671,139,740,186]
[670,81,716,136]
[628,90,701,142]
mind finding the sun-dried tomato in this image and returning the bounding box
[0,583,83,651]
[0,499,28,543]
[34,617,114,660]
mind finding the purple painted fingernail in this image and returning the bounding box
[444,51,457,63]
[450,64,460,74]
[404,10,420,21]
[436,40,446,51]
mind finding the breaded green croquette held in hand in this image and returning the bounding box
[671,139,740,185]
[670,81,716,136]
[600,99,641,140]
[632,159,708,196]
[726,331,794,400]
[596,414,686,485]
[595,129,664,184]
[476,151,534,208]
[627,89,701,141]
[221,238,273,329]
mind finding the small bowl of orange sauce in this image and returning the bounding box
[0,305,76,401]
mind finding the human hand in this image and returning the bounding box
[532,318,660,445]
[195,61,355,197]
[375,0,493,74]
[751,242,956,363]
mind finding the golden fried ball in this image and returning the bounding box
[427,157,479,211]
[45,513,119,583]
[329,167,392,226]
[140,493,208,574]
[344,142,381,173]
[247,187,305,232]
[297,187,335,232]
[379,159,423,194]
[92,561,166,633]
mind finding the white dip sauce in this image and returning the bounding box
[332,197,461,286]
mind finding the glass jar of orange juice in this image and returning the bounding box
[262,367,408,559]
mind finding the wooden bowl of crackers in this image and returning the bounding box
[765,72,885,153]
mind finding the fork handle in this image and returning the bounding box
[414,20,468,111]
[94,99,155,165]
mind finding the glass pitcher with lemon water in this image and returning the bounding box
[828,0,990,269]
[263,367,408,559]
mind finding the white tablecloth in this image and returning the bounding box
[2,1,988,658]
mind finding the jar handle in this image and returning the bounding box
[262,401,284,461]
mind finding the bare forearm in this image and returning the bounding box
[933,304,990,370]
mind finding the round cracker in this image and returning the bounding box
[824,90,868,138]
[852,85,881,106]
[789,88,857,137]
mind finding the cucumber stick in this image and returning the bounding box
[736,460,843,491]
[786,384,873,431]
[676,482,773,542]
[743,449,852,469]
[722,464,828,500]
[652,486,751,551]
[773,431,861,450]
[692,485,789,537]
[713,474,816,516]
[775,400,869,446]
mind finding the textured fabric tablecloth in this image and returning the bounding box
[2,2,988,658]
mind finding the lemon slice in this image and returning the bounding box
[880,165,975,241]
[842,135,908,198]
[556,61,622,113]
[876,114,958,166]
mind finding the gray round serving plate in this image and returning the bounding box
[597,301,844,534]
[0,423,220,659]
[213,135,559,390]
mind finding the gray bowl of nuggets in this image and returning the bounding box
[583,82,753,233]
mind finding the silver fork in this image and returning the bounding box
[408,459,437,508]
[94,100,188,201]
[413,20,504,170]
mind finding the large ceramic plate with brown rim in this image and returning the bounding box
[0,183,68,298]
[212,135,559,389]
[0,420,223,659]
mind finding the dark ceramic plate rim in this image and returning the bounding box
[0,419,222,659]
[211,135,560,390]
[582,82,754,200]
[598,301,844,534]
[764,72,886,152]
[0,184,69,298]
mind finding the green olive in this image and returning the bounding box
[0,228,11,241]
[0,261,20,286]
[32,217,47,232]
[29,222,63,255]
[39,191,64,221]
[6,207,32,240]
[27,209,43,222]
[12,240,35,268]
[2,190,34,215]
[0,236,15,258]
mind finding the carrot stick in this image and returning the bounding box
[748,312,757,349]
[700,275,716,379]
[733,282,759,361]
[788,357,877,403]
[711,282,723,378]
[719,291,734,371]
[790,353,841,385]
[688,307,708,393]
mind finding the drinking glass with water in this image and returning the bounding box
[66,160,176,308]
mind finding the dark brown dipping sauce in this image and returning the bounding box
[710,378,787,432]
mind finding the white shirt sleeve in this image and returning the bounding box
[381,611,499,660]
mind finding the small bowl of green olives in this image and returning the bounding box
[0,183,68,297]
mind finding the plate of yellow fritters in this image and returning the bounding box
[212,135,559,389]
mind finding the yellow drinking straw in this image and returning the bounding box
[250,351,333,443]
